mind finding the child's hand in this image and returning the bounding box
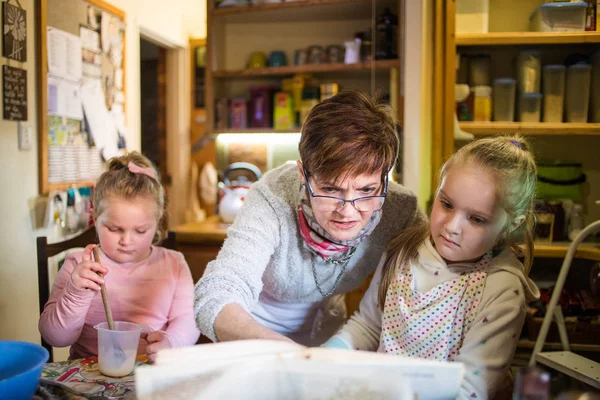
[144,331,172,363]
[71,244,108,291]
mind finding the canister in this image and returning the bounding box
[519,92,542,122]
[473,85,492,122]
[516,50,541,93]
[493,78,516,122]
[542,65,566,122]
[565,63,591,123]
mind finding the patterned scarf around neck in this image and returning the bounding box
[297,183,383,262]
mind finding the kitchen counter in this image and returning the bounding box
[173,216,229,282]
[173,215,229,245]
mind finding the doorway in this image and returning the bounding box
[140,38,169,187]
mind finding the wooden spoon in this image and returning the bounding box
[93,246,115,330]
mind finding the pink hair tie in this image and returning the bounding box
[128,161,157,180]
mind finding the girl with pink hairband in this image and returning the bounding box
[40,152,199,362]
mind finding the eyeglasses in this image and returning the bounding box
[303,168,388,212]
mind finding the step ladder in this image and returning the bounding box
[529,219,600,389]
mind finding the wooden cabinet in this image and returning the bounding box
[204,0,405,134]
[433,0,600,256]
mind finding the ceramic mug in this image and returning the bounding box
[268,50,287,67]
[246,51,267,69]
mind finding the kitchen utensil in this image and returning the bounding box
[95,321,141,377]
[93,247,116,330]
[218,162,262,223]
[92,247,127,370]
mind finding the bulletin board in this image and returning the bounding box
[36,0,126,194]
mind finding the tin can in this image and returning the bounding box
[294,49,307,66]
[325,45,345,63]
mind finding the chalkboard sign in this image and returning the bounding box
[3,65,27,121]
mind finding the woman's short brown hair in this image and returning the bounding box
[299,90,399,182]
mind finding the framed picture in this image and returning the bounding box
[3,2,26,62]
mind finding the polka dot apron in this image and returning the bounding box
[378,251,491,361]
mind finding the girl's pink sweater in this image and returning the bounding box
[39,246,200,359]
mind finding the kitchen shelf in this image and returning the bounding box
[459,122,600,135]
[456,32,600,46]
[212,128,302,134]
[212,59,401,78]
[533,242,600,261]
[518,339,600,353]
[213,0,368,16]
[48,181,97,192]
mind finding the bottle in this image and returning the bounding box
[375,8,397,60]
[568,203,584,241]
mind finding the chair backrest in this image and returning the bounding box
[36,226,177,361]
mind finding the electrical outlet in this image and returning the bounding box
[18,125,32,151]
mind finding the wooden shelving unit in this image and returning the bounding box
[459,122,600,135]
[533,242,600,261]
[213,0,369,16]
[205,0,403,134]
[456,31,600,46]
[213,59,400,78]
[212,128,302,134]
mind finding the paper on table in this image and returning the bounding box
[47,27,82,81]
[135,340,464,400]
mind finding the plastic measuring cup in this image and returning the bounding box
[95,321,141,377]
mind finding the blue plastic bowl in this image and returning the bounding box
[0,341,49,400]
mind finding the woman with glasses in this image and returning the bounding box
[194,90,424,345]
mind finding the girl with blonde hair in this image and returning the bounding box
[325,136,540,399]
[40,152,199,362]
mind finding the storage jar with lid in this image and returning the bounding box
[565,63,591,123]
[516,50,541,93]
[493,78,516,121]
[473,85,492,122]
[529,1,587,32]
[542,65,566,122]
[519,92,542,122]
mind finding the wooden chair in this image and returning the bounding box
[36,226,176,361]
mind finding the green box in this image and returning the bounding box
[536,162,586,202]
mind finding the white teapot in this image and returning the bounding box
[217,162,262,224]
